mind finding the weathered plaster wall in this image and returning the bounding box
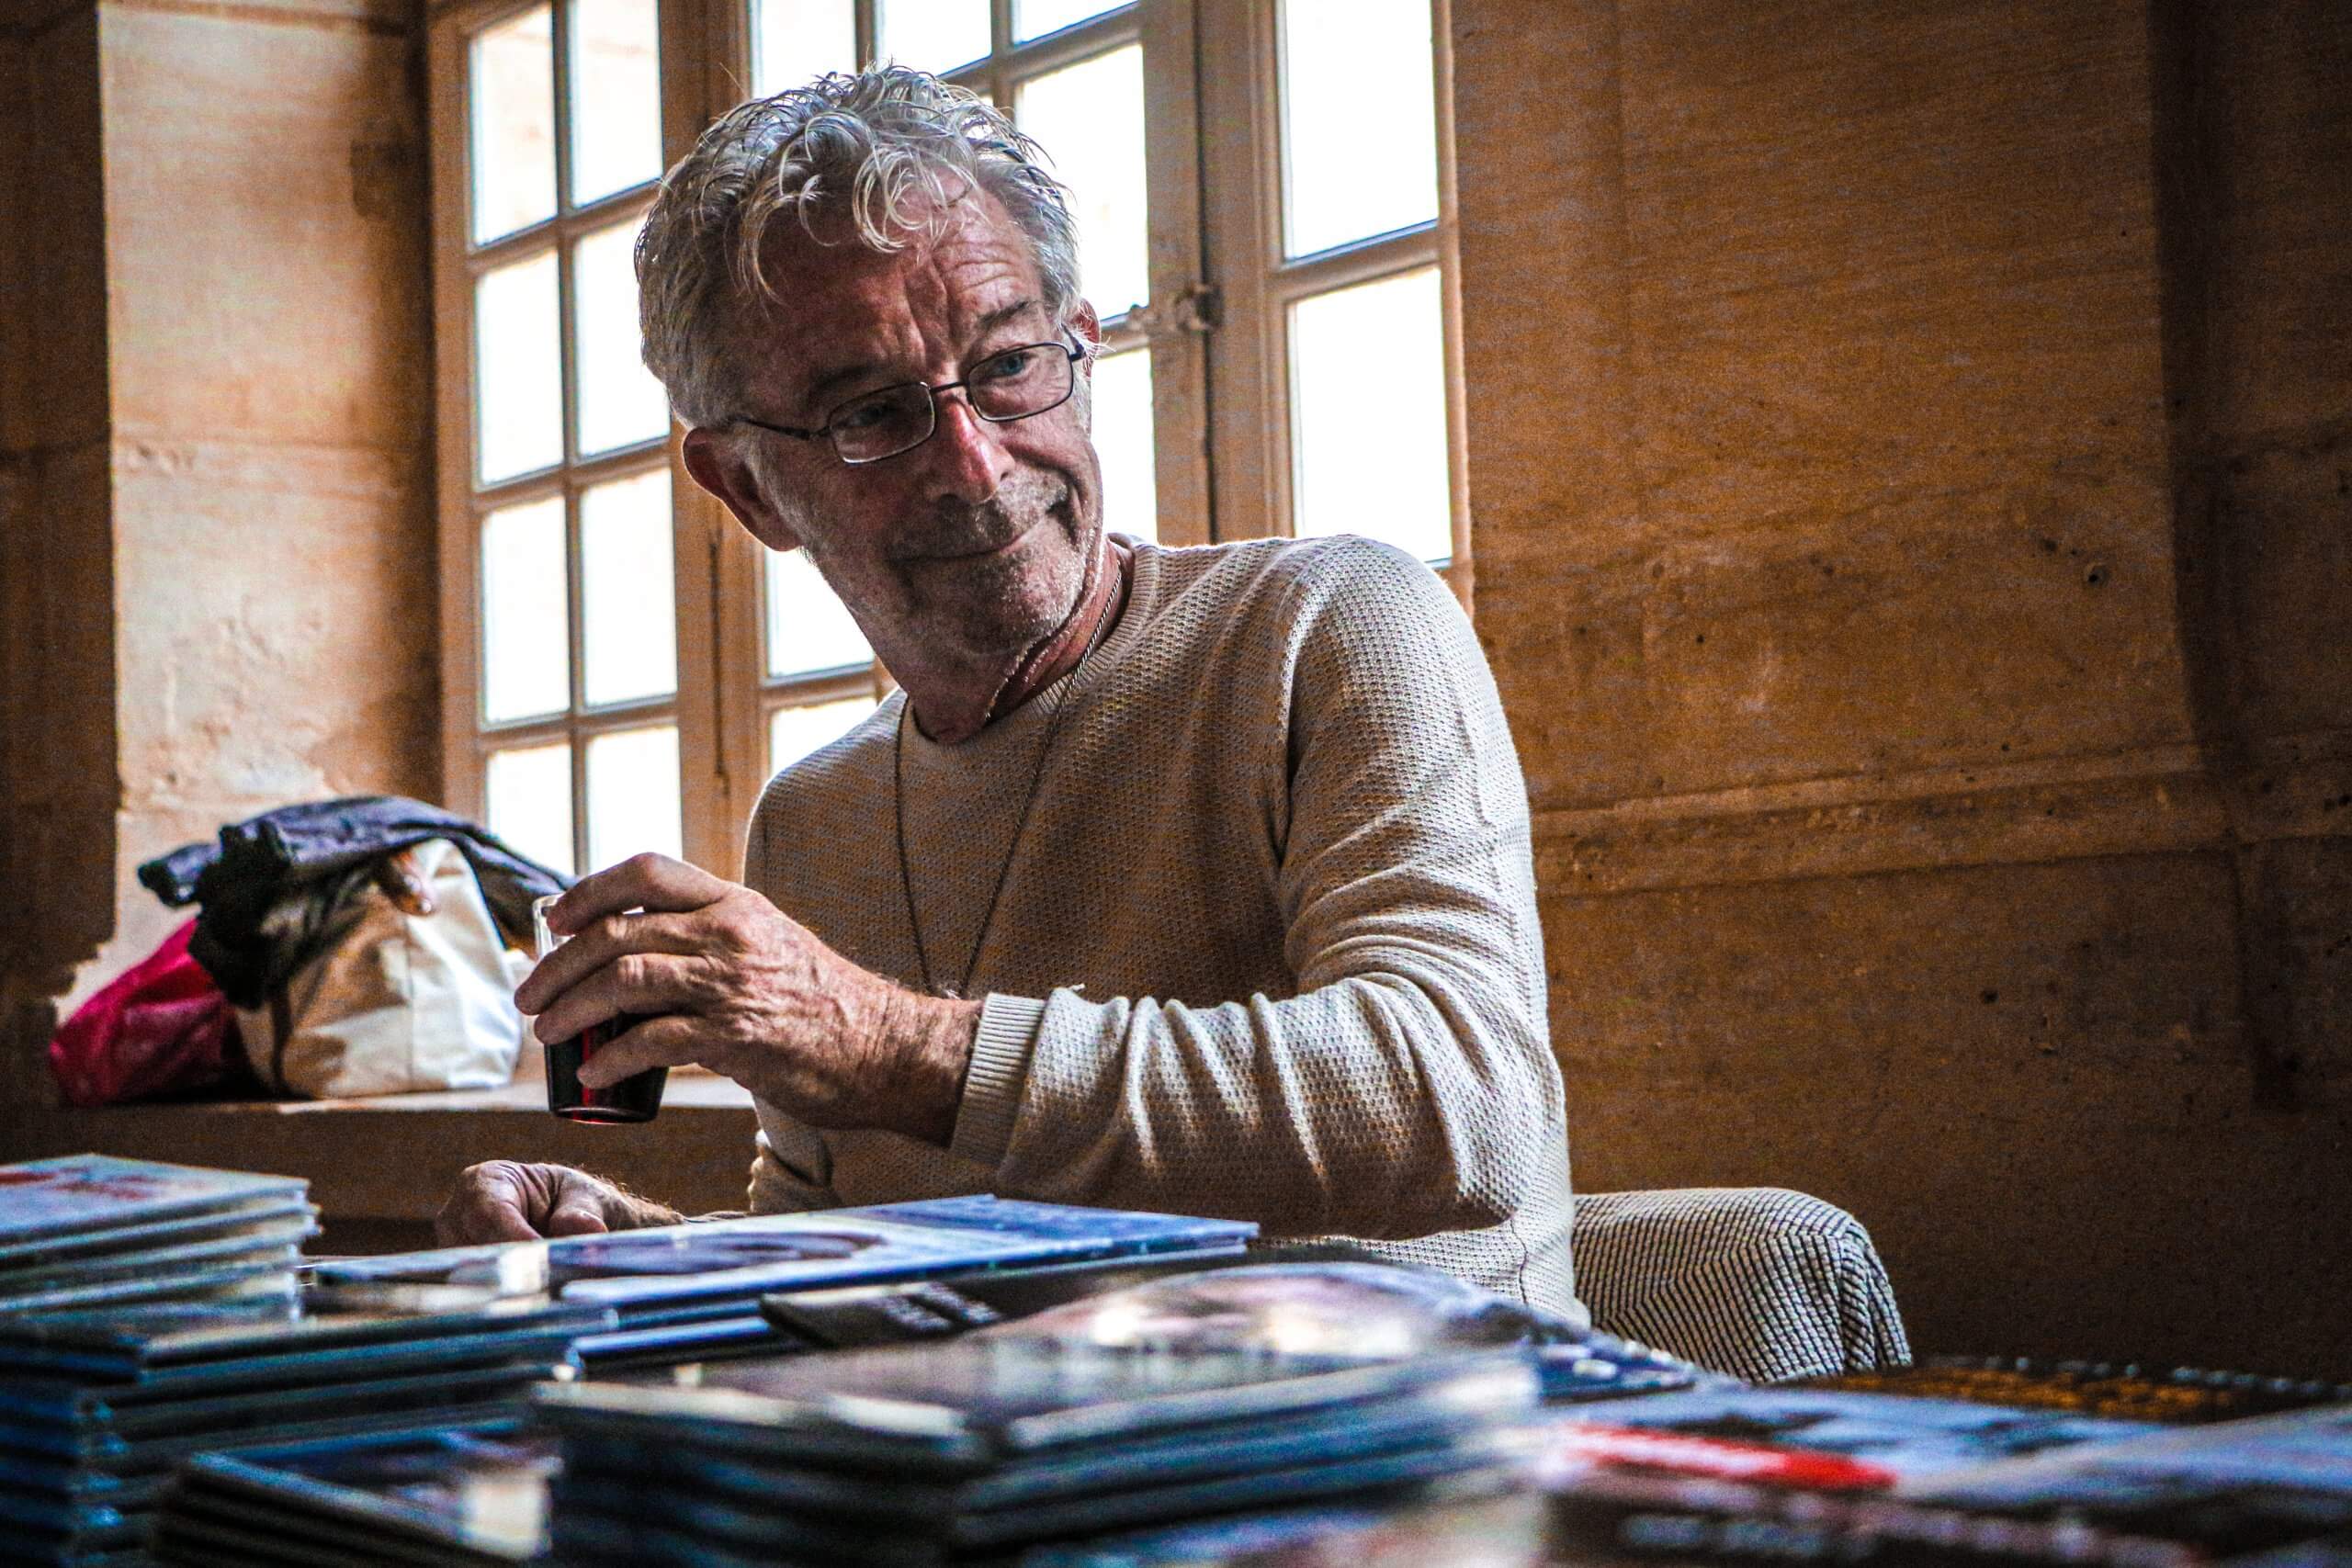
[86,0,443,1008]
[0,0,440,1052]
[1452,0,2351,1372]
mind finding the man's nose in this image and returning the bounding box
[922,390,1011,506]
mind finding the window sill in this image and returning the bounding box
[0,1074,763,1244]
[172,1074,756,1115]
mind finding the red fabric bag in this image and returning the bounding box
[47,921,243,1108]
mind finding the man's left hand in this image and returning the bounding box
[516,854,979,1145]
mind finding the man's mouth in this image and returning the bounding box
[896,480,1076,567]
[923,522,1037,562]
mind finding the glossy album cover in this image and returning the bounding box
[1812,1357,2352,1427]
[311,1198,1256,1311]
[0,1220,317,1310]
[1901,1404,2352,1555]
[0,1288,607,1380]
[980,1261,1542,1359]
[175,1425,555,1559]
[829,1195,1258,1258]
[0,1197,316,1269]
[795,1259,1705,1402]
[1560,1385,2165,1481]
[0,1156,306,1246]
[542,1339,1535,1468]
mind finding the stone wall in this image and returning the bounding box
[1,2,117,1044]
[0,0,440,1056]
[1452,0,2351,1372]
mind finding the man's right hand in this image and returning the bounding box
[435,1160,682,1245]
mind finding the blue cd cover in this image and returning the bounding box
[0,1259,297,1319]
[756,1258,1708,1402]
[311,1199,1256,1311]
[0,1289,608,1382]
[540,1340,1535,1469]
[829,1195,1260,1257]
[0,1196,315,1269]
[174,1426,555,1558]
[0,1217,317,1300]
[0,1156,306,1246]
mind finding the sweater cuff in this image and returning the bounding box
[949,991,1046,1169]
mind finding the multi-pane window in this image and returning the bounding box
[435,0,681,878]
[432,0,1459,881]
[1202,0,1464,570]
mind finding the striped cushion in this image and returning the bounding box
[1573,1187,1911,1383]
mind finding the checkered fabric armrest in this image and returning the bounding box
[1572,1187,1912,1383]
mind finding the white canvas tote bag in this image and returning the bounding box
[233,839,529,1098]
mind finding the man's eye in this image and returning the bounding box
[976,348,1036,382]
[831,397,899,432]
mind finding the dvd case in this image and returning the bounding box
[0,1157,307,1248]
[160,1424,555,1562]
[1559,1385,2165,1481]
[761,1259,1713,1402]
[0,1290,608,1382]
[537,1337,1538,1562]
[0,1291,606,1568]
[311,1199,1257,1313]
[0,1196,316,1269]
[1811,1356,2352,1427]
[0,1158,314,1334]
[1902,1404,2352,1557]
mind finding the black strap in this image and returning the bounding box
[266,985,294,1096]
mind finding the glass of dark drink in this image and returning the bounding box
[532,896,666,1124]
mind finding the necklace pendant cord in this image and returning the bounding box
[894,551,1126,999]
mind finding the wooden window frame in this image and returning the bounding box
[430,0,686,874]
[1195,0,1469,601]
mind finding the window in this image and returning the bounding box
[431,0,685,877]
[1199,0,1467,570]
[430,0,1462,879]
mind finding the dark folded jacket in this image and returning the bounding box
[139,796,572,1009]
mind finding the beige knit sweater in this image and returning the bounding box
[741,534,1581,1321]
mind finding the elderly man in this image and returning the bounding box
[438,67,1580,1320]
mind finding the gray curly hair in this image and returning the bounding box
[636,67,1081,430]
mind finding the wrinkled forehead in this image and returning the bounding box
[733,185,1049,404]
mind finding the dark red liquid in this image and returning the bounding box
[545,1015,666,1124]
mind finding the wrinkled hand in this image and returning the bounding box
[516,855,980,1145]
[435,1160,678,1245]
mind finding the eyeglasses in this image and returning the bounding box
[731,338,1086,466]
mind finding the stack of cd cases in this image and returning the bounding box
[537,1337,1540,1564]
[755,1255,1718,1404]
[311,1197,1258,1370]
[0,1156,317,1317]
[152,1422,557,1567]
[0,1289,608,1567]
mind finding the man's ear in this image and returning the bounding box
[682,427,803,552]
[1070,299,1102,375]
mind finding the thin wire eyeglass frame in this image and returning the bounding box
[728,338,1089,466]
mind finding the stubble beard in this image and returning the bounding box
[893,468,1092,660]
[789,465,1096,682]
